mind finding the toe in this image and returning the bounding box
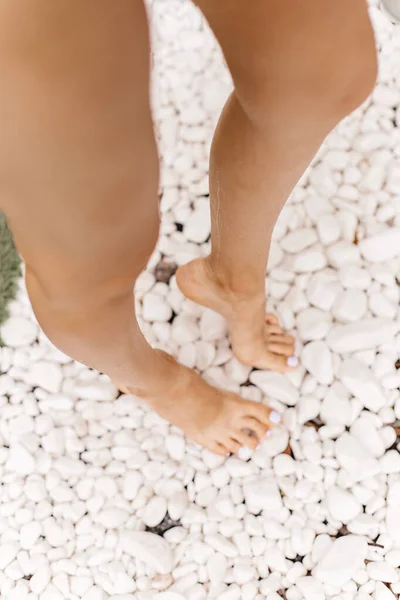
[255,351,298,372]
[223,437,242,454]
[266,324,284,335]
[267,342,296,358]
[268,334,294,345]
[233,431,259,451]
[247,402,282,428]
[211,442,230,456]
[241,416,269,441]
[265,313,280,325]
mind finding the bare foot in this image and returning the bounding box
[176,258,297,373]
[115,358,281,456]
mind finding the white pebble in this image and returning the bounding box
[27,362,62,393]
[142,293,173,323]
[0,316,38,348]
[119,531,173,574]
[302,341,333,385]
[142,497,168,528]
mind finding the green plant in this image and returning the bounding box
[0,212,21,329]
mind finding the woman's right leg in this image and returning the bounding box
[0,0,277,455]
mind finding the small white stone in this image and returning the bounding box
[320,385,352,426]
[293,250,327,273]
[327,241,360,268]
[30,566,51,595]
[171,315,200,344]
[53,456,85,477]
[87,548,114,567]
[204,534,238,557]
[367,562,398,583]
[335,433,380,481]
[0,316,38,348]
[81,587,107,600]
[20,521,42,550]
[120,531,173,574]
[313,535,368,586]
[386,550,400,568]
[309,164,338,196]
[324,150,350,169]
[296,577,325,600]
[243,477,283,514]
[112,572,137,594]
[302,341,333,385]
[75,379,118,401]
[307,272,341,311]
[386,507,400,544]
[359,229,400,262]
[43,517,68,547]
[339,265,371,290]
[168,491,188,521]
[165,434,185,461]
[6,444,36,475]
[381,450,400,474]
[250,371,298,405]
[207,553,228,584]
[375,581,397,600]
[70,577,94,597]
[0,542,19,570]
[264,547,289,573]
[40,584,65,600]
[96,508,129,529]
[184,198,211,243]
[369,292,397,319]
[142,496,168,528]
[200,309,227,342]
[316,215,341,246]
[351,416,386,458]
[326,487,362,523]
[338,358,387,412]
[142,293,173,323]
[123,472,144,501]
[260,427,289,458]
[280,229,318,253]
[332,290,368,322]
[296,308,332,342]
[327,319,398,353]
[273,454,296,476]
[373,84,400,106]
[27,362,62,393]
[355,132,389,152]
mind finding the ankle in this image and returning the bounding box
[126,349,186,401]
[204,255,266,299]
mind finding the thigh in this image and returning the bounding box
[195,0,376,119]
[0,0,159,296]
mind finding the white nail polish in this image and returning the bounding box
[265,430,272,438]
[287,356,298,368]
[270,410,281,424]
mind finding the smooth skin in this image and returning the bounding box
[0,1,376,455]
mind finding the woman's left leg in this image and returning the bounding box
[178,0,377,372]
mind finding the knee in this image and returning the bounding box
[236,29,377,134]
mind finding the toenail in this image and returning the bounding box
[265,430,272,438]
[270,410,281,424]
[287,356,299,368]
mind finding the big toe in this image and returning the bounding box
[257,350,298,372]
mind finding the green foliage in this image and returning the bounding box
[0,212,21,330]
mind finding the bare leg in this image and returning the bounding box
[0,0,279,455]
[178,0,377,371]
